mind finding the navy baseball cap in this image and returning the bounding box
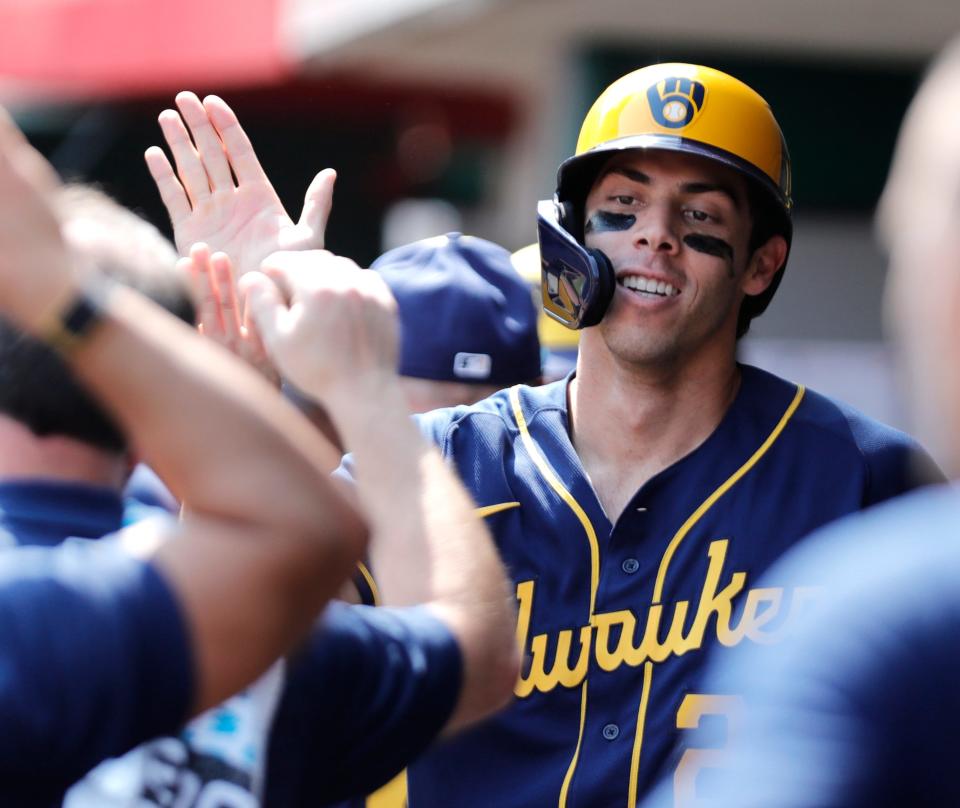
[371,233,542,386]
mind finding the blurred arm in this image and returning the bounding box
[247,249,520,733]
[0,108,366,715]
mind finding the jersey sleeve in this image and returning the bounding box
[839,404,945,505]
[264,602,462,806]
[0,541,193,799]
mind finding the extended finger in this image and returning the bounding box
[297,168,336,249]
[240,271,286,352]
[189,243,225,338]
[158,109,211,207]
[211,252,242,345]
[242,301,270,358]
[202,95,267,186]
[175,91,234,192]
[144,146,191,226]
[176,256,201,327]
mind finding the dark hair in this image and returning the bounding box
[0,186,195,452]
[736,181,792,338]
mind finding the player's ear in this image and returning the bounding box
[741,234,787,297]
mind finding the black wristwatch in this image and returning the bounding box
[41,279,114,356]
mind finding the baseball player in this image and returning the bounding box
[143,68,935,807]
[641,38,960,808]
[396,63,936,807]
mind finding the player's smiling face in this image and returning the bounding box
[581,150,773,368]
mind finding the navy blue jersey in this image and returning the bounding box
[0,540,192,806]
[265,603,461,806]
[0,480,461,808]
[405,364,931,807]
[131,603,461,807]
[0,480,124,548]
[646,483,960,807]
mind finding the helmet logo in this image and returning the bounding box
[646,77,706,129]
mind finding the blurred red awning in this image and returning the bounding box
[0,0,292,100]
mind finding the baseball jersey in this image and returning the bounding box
[0,479,125,548]
[127,603,461,807]
[0,482,463,807]
[0,538,193,807]
[404,364,931,807]
[647,483,960,807]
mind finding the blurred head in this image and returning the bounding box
[0,185,193,453]
[371,233,541,412]
[878,39,960,476]
[552,63,792,340]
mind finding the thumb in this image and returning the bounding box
[239,271,285,352]
[297,168,336,248]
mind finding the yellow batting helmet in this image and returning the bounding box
[553,63,793,333]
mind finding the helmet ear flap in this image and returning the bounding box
[537,199,616,330]
[557,200,576,230]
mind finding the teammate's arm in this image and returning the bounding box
[245,249,521,734]
[0,107,367,716]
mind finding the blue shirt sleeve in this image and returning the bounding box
[0,541,193,802]
[264,602,462,806]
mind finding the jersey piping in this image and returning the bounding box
[509,384,601,808]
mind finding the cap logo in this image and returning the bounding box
[453,352,492,380]
[646,77,706,129]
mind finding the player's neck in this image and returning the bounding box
[0,415,128,491]
[568,346,740,521]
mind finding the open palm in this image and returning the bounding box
[145,92,335,279]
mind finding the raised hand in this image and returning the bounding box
[145,92,335,279]
[0,106,78,331]
[186,243,281,387]
[240,251,399,412]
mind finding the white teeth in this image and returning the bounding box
[619,276,679,297]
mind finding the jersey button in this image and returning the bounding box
[602,723,620,740]
[621,558,640,574]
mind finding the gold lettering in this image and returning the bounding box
[593,610,635,671]
[512,542,795,699]
[514,580,591,696]
[685,540,747,650]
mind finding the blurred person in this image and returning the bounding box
[155,220,534,808]
[0,106,367,803]
[144,71,933,808]
[639,37,960,808]
[117,247,518,808]
[0,184,194,546]
[76,94,520,807]
[0,106,516,808]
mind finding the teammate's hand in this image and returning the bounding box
[0,106,78,332]
[145,92,335,279]
[186,243,281,388]
[241,250,399,412]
